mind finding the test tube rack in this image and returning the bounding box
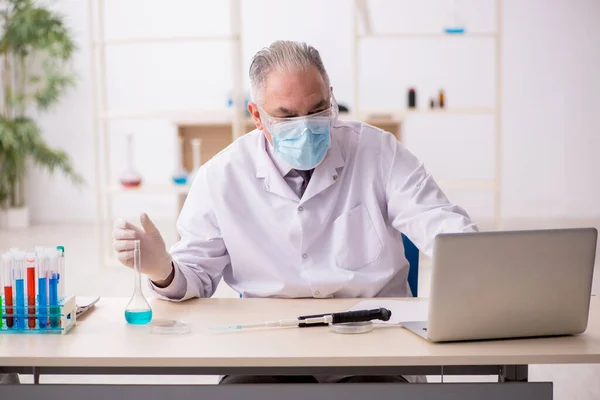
[0,295,76,335]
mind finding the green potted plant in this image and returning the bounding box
[0,0,83,229]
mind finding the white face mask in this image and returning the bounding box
[258,97,338,170]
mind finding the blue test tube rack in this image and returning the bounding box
[0,295,76,334]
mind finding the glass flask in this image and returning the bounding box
[171,136,188,185]
[443,0,465,34]
[187,138,202,184]
[124,240,152,325]
[119,133,143,188]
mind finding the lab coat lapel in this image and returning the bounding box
[300,135,345,205]
[255,132,300,202]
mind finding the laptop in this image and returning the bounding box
[402,228,598,342]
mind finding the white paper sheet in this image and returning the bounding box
[348,299,428,324]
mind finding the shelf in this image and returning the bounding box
[105,184,190,195]
[359,32,497,39]
[403,107,495,116]
[93,34,240,46]
[340,112,403,123]
[100,108,230,121]
[352,108,495,121]
[99,108,250,123]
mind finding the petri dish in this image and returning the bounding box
[149,319,191,335]
[330,321,373,334]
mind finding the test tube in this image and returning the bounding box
[26,253,36,329]
[2,253,13,328]
[13,251,25,329]
[0,254,2,329]
[49,250,60,328]
[37,250,49,328]
[56,246,65,300]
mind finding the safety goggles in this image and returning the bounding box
[257,95,339,137]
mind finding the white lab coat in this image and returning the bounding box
[151,119,478,301]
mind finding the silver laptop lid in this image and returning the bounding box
[427,228,597,342]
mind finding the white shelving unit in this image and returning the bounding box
[352,0,503,229]
[88,0,244,265]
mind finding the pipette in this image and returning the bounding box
[209,307,391,331]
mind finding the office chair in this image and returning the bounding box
[402,234,419,297]
[239,235,420,298]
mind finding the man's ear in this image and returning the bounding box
[248,102,264,131]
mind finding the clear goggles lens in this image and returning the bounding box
[258,96,339,132]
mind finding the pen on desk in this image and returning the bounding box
[26,253,36,328]
[49,249,60,328]
[13,251,25,329]
[209,308,392,331]
[37,249,49,328]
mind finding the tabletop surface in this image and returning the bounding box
[1,297,600,368]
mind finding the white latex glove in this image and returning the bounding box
[112,213,173,282]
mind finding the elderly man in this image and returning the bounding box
[113,40,478,384]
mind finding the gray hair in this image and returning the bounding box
[249,40,331,104]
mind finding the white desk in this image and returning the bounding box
[2,296,599,399]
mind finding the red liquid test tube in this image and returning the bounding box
[4,286,13,328]
[26,254,36,329]
[2,253,14,328]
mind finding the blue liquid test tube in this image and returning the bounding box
[49,273,59,327]
[13,252,25,330]
[37,251,48,329]
[49,250,60,328]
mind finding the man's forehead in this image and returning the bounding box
[264,67,328,98]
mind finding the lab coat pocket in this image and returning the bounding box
[333,204,383,270]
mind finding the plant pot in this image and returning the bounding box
[0,206,30,230]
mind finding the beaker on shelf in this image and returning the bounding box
[119,134,143,188]
[443,0,465,34]
[124,240,152,325]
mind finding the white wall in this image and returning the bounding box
[27,0,600,224]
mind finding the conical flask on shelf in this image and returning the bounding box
[119,133,143,188]
[171,136,188,185]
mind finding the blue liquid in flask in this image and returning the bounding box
[125,309,153,325]
[125,240,153,325]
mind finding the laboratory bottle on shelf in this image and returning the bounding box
[171,136,189,185]
[124,240,152,325]
[119,133,143,188]
[408,87,416,108]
